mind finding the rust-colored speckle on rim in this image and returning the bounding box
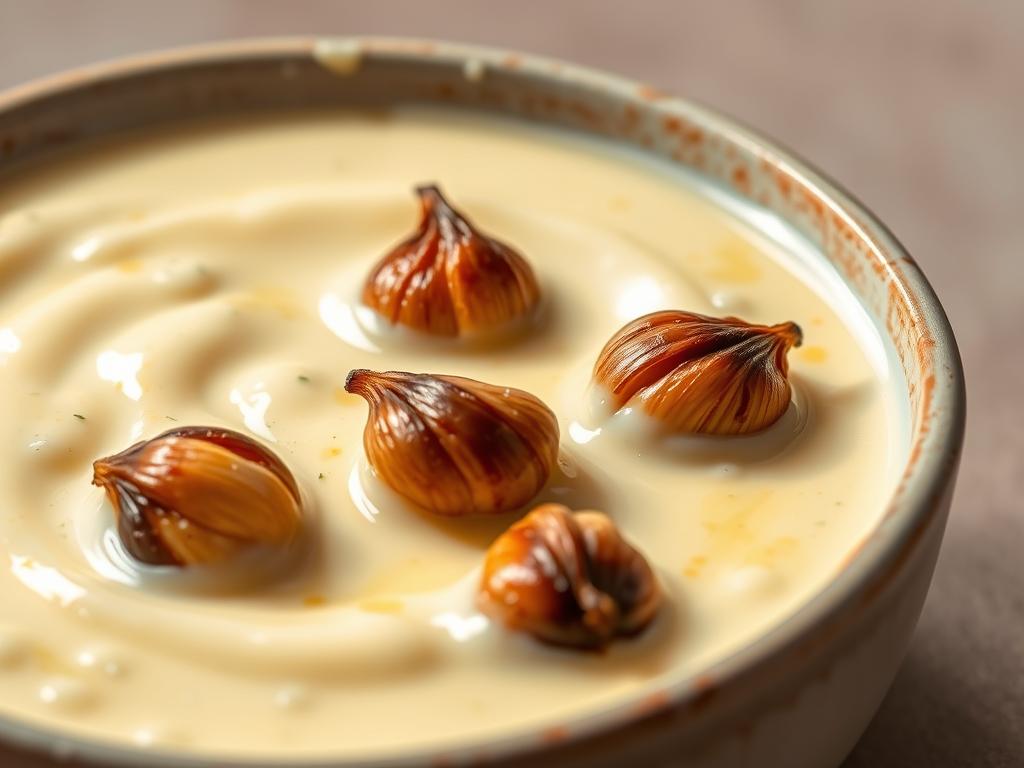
[731,166,751,195]
[540,94,561,113]
[567,99,603,129]
[689,676,718,713]
[633,689,672,719]
[637,83,667,101]
[837,538,870,573]
[541,726,570,745]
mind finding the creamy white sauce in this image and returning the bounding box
[0,108,904,760]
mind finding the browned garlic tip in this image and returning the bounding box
[478,504,662,650]
[345,369,559,517]
[361,184,541,337]
[92,427,303,567]
[593,310,802,435]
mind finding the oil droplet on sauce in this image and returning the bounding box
[799,345,828,364]
[274,683,312,711]
[682,554,709,579]
[358,598,405,615]
[116,258,144,274]
[334,386,361,407]
[359,557,470,598]
[708,236,761,284]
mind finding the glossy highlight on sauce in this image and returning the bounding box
[0,107,904,760]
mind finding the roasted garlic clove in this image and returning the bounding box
[478,504,661,649]
[92,427,304,567]
[345,369,559,516]
[593,310,802,435]
[361,184,541,337]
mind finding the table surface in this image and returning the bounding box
[0,1,1020,766]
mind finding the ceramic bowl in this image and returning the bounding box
[0,38,965,768]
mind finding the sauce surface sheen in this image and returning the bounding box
[0,107,903,759]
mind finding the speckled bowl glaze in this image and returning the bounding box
[0,38,965,768]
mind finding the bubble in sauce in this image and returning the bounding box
[274,683,312,712]
[721,565,784,599]
[75,647,127,679]
[132,725,187,748]
[709,289,753,314]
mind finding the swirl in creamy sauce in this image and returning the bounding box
[0,108,903,759]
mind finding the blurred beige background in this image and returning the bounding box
[0,1,1020,766]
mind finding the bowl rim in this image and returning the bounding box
[0,36,965,768]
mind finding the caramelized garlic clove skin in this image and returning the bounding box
[573,511,663,637]
[92,427,304,567]
[361,185,541,337]
[593,310,802,435]
[345,370,559,517]
[478,504,661,650]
